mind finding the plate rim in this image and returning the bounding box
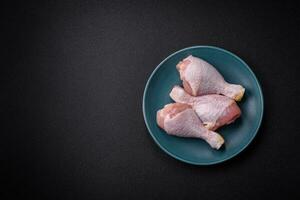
[142,45,264,165]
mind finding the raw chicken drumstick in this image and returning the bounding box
[170,86,241,131]
[177,55,245,101]
[156,103,224,149]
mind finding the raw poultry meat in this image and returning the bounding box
[177,55,245,101]
[170,86,241,131]
[157,103,224,149]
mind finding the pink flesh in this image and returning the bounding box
[177,60,193,95]
[156,103,224,149]
[156,103,191,129]
[217,102,241,127]
[177,55,244,100]
[170,86,241,131]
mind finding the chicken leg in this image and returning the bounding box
[170,86,241,131]
[157,103,224,149]
[177,55,245,101]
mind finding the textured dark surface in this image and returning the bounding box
[3,1,300,199]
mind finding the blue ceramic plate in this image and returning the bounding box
[143,46,263,165]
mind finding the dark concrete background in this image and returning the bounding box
[4,1,300,199]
